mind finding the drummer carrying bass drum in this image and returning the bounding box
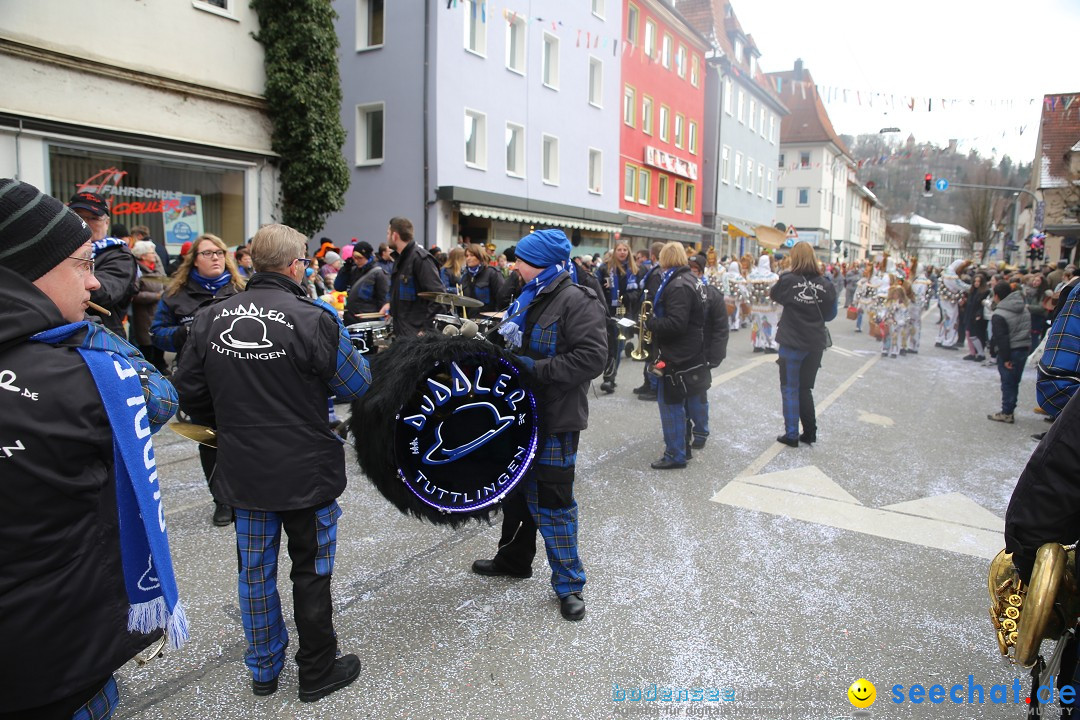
[471,228,607,622]
[379,217,443,337]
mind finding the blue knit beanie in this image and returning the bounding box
[514,229,571,268]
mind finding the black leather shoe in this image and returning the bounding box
[600,380,615,394]
[252,676,278,697]
[690,438,706,449]
[637,390,657,401]
[631,382,651,395]
[212,502,233,526]
[559,592,585,621]
[650,458,687,470]
[776,435,799,447]
[298,654,362,703]
[799,433,816,445]
[471,559,532,579]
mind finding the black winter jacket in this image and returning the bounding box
[173,273,353,511]
[0,268,158,715]
[461,265,504,314]
[389,241,444,336]
[521,274,608,432]
[646,266,706,370]
[704,284,730,367]
[770,271,837,351]
[151,279,241,354]
[88,243,139,335]
[343,263,390,324]
[1005,389,1080,580]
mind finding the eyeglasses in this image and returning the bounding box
[197,250,227,259]
[67,255,95,274]
[294,258,312,267]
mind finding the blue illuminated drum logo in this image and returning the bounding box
[395,357,538,513]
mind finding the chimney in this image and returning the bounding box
[793,58,804,79]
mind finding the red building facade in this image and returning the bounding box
[620,0,708,245]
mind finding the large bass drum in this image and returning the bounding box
[350,334,540,526]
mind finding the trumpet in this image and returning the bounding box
[631,297,653,361]
[615,293,627,342]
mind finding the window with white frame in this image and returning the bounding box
[690,55,699,87]
[464,0,486,55]
[674,114,684,149]
[721,146,730,184]
[542,134,559,184]
[676,45,686,78]
[623,85,635,127]
[724,78,733,115]
[737,89,745,123]
[356,0,384,50]
[733,151,743,188]
[659,105,669,142]
[626,3,639,42]
[543,34,559,89]
[644,20,656,58]
[776,187,784,206]
[661,34,672,69]
[592,0,604,19]
[749,99,756,132]
[624,164,636,201]
[769,114,776,143]
[797,187,810,206]
[588,148,602,193]
[464,109,487,169]
[767,170,773,201]
[733,38,742,61]
[505,123,524,178]
[588,57,603,107]
[642,95,653,134]
[757,165,764,196]
[637,168,650,204]
[799,151,810,168]
[778,152,785,168]
[688,121,697,155]
[355,102,384,165]
[744,158,753,192]
[759,107,766,137]
[506,14,526,73]
[193,0,235,18]
[657,175,668,208]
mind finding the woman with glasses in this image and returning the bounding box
[151,233,246,526]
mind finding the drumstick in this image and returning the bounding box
[88,301,112,317]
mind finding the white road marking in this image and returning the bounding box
[711,465,1003,559]
[857,410,895,427]
[711,354,775,385]
[829,345,858,357]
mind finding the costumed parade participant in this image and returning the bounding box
[904,261,931,353]
[173,223,371,702]
[880,282,909,358]
[0,179,187,719]
[747,253,780,352]
[770,241,837,446]
[721,259,749,332]
[646,242,708,469]
[471,228,607,622]
[936,259,972,350]
[595,241,640,393]
[151,232,246,526]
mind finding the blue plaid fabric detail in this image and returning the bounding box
[81,322,177,431]
[656,383,687,463]
[398,276,417,301]
[330,326,372,400]
[778,345,809,439]
[314,501,342,576]
[521,475,585,597]
[1037,284,1080,416]
[71,675,119,720]
[686,392,709,442]
[537,432,577,467]
[529,320,559,358]
[234,509,289,683]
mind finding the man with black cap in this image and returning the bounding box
[471,228,607,621]
[67,190,139,336]
[0,179,184,719]
[341,241,390,324]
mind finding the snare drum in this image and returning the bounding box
[346,319,390,354]
[434,314,463,333]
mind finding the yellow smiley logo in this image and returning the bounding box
[848,678,876,708]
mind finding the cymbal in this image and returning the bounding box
[169,421,217,448]
[417,292,484,308]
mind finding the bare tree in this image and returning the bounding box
[960,167,997,260]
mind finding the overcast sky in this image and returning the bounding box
[730,0,1080,164]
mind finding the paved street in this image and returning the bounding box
[116,310,1048,720]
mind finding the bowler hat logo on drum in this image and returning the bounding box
[395,358,538,513]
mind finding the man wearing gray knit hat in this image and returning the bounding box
[0,179,185,718]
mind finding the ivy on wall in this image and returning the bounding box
[251,0,349,237]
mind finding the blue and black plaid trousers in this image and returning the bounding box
[70,676,119,720]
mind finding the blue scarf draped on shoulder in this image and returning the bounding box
[30,322,189,649]
[652,268,678,318]
[498,262,567,349]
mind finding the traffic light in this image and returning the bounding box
[924,173,933,192]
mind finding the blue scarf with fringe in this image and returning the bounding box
[498,263,567,349]
[30,322,189,649]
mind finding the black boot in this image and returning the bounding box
[213,502,233,526]
[298,654,362,703]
